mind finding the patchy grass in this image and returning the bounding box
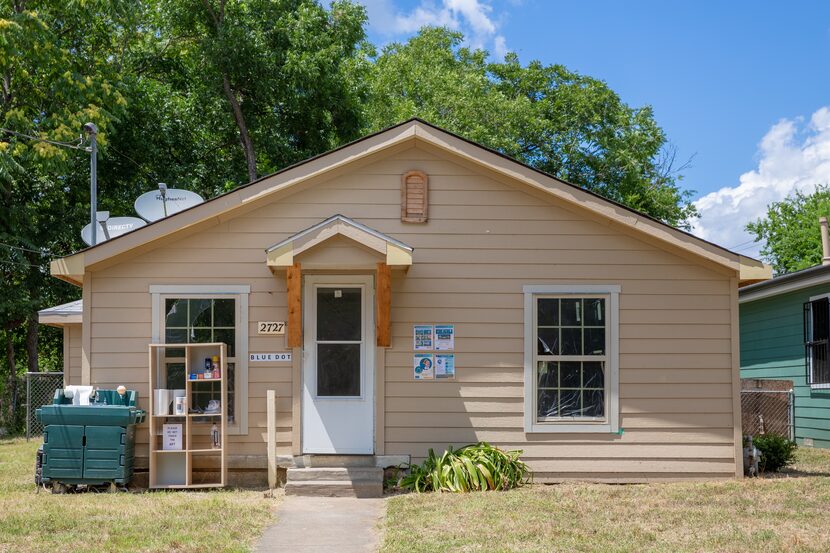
[0,438,276,553]
[382,448,830,553]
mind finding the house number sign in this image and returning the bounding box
[257,321,285,335]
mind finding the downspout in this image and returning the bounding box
[820,217,830,266]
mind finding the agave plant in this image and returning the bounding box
[399,442,530,493]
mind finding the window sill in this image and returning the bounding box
[526,421,617,434]
[810,383,830,391]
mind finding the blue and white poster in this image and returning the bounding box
[435,354,455,379]
[414,325,434,351]
[434,324,455,350]
[414,354,434,380]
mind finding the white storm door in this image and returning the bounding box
[302,275,375,454]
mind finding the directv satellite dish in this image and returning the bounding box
[81,216,147,246]
[134,187,204,222]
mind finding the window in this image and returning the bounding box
[805,296,830,388]
[523,285,619,433]
[401,170,428,223]
[151,285,249,434]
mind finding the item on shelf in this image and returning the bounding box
[211,423,221,449]
[197,373,204,379]
[204,399,221,414]
[174,396,186,415]
[213,365,220,379]
[189,373,197,380]
[163,423,183,450]
[154,389,172,416]
[204,357,212,371]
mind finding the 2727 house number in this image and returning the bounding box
[257,321,285,335]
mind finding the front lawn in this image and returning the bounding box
[0,438,275,553]
[382,448,830,553]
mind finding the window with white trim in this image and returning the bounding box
[151,285,249,434]
[524,285,620,433]
[805,296,830,387]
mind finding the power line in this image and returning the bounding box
[0,127,88,151]
[0,242,51,256]
[0,259,47,269]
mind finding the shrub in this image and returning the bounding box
[399,442,530,493]
[753,434,797,472]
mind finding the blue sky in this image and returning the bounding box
[356,0,830,256]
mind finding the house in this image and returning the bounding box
[39,119,770,487]
[739,218,830,448]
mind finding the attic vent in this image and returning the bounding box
[401,170,428,223]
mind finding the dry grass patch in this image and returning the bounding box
[382,448,830,553]
[0,438,276,553]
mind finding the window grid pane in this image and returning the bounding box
[535,296,607,422]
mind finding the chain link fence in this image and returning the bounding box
[741,388,794,440]
[25,372,63,440]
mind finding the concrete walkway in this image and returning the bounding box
[256,495,385,553]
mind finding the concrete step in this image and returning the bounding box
[296,455,376,468]
[287,467,383,482]
[284,479,383,498]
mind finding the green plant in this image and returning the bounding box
[753,434,797,472]
[399,442,530,493]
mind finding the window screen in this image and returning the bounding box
[535,297,607,421]
[805,297,830,386]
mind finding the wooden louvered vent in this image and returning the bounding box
[401,170,428,223]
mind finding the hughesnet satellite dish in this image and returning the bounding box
[81,216,147,246]
[134,187,204,222]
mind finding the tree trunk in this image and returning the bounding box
[26,313,38,373]
[222,74,257,182]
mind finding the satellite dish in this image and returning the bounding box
[81,216,147,246]
[134,188,204,222]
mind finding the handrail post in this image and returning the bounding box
[267,389,277,489]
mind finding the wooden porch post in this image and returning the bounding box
[287,262,302,348]
[376,262,391,347]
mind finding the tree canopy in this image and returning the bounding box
[746,185,830,275]
[360,28,696,228]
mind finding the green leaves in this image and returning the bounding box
[361,27,697,229]
[746,185,830,274]
[399,442,531,493]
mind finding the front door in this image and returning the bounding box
[302,275,375,454]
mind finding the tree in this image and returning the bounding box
[152,0,368,183]
[360,28,696,228]
[746,185,830,275]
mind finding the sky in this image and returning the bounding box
[354,0,830,258]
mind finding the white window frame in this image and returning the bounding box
[150,284,250,434]
[523,284,620,433]
[807,292,830,389]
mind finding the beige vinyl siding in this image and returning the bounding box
[64,324,82,386]
[85,143,738,479]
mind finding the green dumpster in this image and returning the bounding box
[36,388,145,491]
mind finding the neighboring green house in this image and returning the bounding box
[740,264,830,448]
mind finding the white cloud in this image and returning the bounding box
[357,0,508,58]
[690,106,830,259]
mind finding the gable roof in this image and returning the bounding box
[50,118,770,286]
[38,299,83,326]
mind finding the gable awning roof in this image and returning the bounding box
[49,118,771,286]
[265,214,413,270]
[39,299,82,326]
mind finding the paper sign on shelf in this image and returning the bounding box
[163,423,183,451]
[414,353,434,380]
[434,324,454,350]
[414,325,433,351]
[435,354,455,379]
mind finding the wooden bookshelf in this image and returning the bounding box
[148,343,227,489]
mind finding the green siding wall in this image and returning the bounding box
[740,284,830,448]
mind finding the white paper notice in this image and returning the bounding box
[434,324,454,350]
[414,325,434,350]
[163,423,183,451]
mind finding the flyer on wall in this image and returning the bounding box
[435,354,455,379]
[434,324,454,350]
[414,353,434,380]
[414,325,434,350]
